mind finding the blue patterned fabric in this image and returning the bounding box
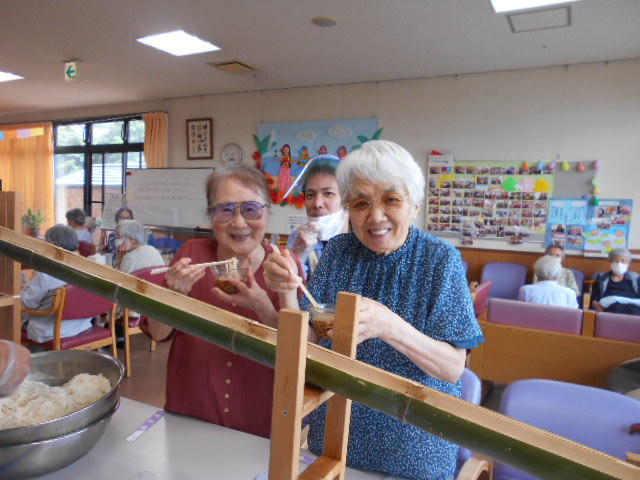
[303,226,483,480]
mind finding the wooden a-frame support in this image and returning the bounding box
[269,292,360,480]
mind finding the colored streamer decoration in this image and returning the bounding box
[522,161,529,172]
[519,177,534,192]
[593,159,600,170]
[562,161,571,171]
[0,128,45,141]
[537,161,545,171]
[577,161,585,172]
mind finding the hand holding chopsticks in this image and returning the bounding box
[270,243,320,309]
[150,257,238,275]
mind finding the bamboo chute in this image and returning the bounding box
[1,226,638,480]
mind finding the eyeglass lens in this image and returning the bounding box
[348,193,407,212]
[213,201,265,222]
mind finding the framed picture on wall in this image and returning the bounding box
[186,118,213,160]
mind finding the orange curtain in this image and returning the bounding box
[0,122,54,231]
[142,112,168,168]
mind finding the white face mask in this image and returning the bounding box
[114,238,124,249]
[611,262,628,275]
[308,209,347,241]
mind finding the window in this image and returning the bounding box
[53,115,145,225]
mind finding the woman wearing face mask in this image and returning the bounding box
[285,155,349,277]
[592,248,640,314]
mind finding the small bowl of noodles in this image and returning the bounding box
[0,350,124,479]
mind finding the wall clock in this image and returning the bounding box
[221,142,243,165]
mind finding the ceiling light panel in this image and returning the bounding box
[137,30,220,56]
[490,0,580,14]
[0,71,24,83]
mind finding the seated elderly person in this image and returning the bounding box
[519,256,578,308]
[113,219,164,274]
[532,244,580,297]
[592,248,640,314]
[65,207,94,244]
[21,224,93,342]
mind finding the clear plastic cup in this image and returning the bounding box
[310,303,336,339]
[211,265,248,294]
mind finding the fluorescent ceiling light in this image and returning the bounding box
[490,0,581,13]
[0,71,24,83]
[137,30,220,56]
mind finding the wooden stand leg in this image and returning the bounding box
[269,292,360,480]
[269,308,309,480]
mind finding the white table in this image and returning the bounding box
[38,397,387,479]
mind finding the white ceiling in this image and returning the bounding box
[1,0,639,117]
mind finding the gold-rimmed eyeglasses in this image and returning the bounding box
[344,193,410,213]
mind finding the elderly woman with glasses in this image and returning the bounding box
[142,163,302,439]
[265,140,483,480]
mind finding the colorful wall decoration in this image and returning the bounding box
[0,127,45,141]
[547,198,633,254]
[426,159,554,242]
[253,118,382,207]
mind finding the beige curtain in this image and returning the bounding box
[142,112,168,168]
[0,122,54,231]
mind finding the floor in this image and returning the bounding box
[117,334,170,408]
[117,335,505,411]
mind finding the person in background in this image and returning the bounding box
[286,154,349,278]
[103,207,134,255]
[65,207,94,244]
[113,220,164,273]
[0,340,31,397]
[592,248,640,314]
[265,140,483,480]
[532,244,580,297]
[141,163,302,439]
[21,224,93,343]
[519,255,578,308]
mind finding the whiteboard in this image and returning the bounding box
[125,168,213,228]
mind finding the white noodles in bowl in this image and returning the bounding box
[0,373,111,430]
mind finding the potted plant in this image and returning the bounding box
[22,208,48,237]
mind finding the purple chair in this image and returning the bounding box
[495,379,640,480]
[595,311,640,342]
[487,298,583,335]
[481,262,527,301]
[457,368,482,465]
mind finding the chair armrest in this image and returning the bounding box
[21,289,64,316]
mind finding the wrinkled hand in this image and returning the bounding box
[165,257,207,295]
[289,223,319,258]
[212,267,270,311]
[0,341,32,397]
[327,297,394,344]
[263,249,300,293]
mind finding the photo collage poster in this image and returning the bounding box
[426,158,554,243]
[547,198,633,254]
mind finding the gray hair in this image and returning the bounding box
[534,255,562,281]
[45,224,78,252]
[336,140,425,206]
[65,207,86,226]
[609,248,632,262]
[116,219,147,245]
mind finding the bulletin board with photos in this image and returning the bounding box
[547,198,633,255]
[426,156,554,244]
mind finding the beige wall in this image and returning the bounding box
[2,58,639,250]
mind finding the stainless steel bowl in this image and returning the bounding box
[0,402,119,480]
[0,350,124,446]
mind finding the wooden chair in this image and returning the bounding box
[120,266,162,377]
[21,285,117,356]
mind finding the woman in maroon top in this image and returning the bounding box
[142,164,301,438]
